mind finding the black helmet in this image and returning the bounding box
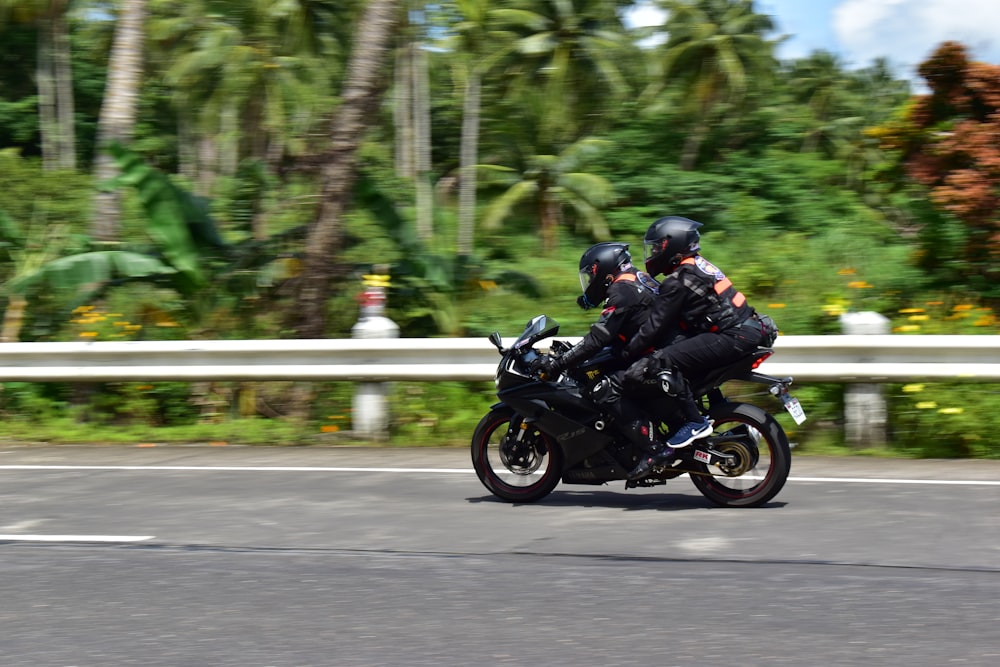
[578,242,633,309]
[643,216,702,277]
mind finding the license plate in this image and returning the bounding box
[782,395,807,425]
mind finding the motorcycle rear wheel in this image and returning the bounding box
[688,402,791,508]
[471,406,563,503]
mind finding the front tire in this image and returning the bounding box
[471,406,563,503]
[688,402,791,508]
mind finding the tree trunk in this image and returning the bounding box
[177,115,195,181]
[540,191,559,254]
[290,0,400,340]
[679,120,709,171]
[0,294,27,343]
[91,0,147,243]
[413,42,433,244]
[36,18,58,171]
[51,7,76,170]
[196,135,218,196]
[393,46,413,177]
[456,70,481,257]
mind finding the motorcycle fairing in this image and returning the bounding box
[496,383,613,469]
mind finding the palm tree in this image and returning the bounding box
[0,0,77,170]
[290,0,399,340]
[394,6,434,244]
[649,0,779,169]
[480,136,614,253]
[149,0,339,195]
[91,0,147,243]
[495,0,630,146]
[447,0,515,257]
[786,50,853,154]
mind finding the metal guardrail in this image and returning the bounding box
[0,335,998,383]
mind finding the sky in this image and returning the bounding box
[628,0,1000,82]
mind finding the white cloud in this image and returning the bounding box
[623,2,664,29]
[834,0,1000,76]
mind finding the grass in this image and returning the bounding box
[0,416,326,447]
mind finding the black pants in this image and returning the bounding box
[659,324,765,379]
[617,323,766,433]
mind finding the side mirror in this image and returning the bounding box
[488,332,503,350]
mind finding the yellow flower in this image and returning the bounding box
[848,281,873,289]
[902,384,924,393]
[898,308,925,314]
[822,304,846,316]
[915,401,938,410]
[908,314,929,321]
[767,303,786,308]
[938,407,964,415]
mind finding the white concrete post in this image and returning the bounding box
[839,311,891,447]
[351,272,398,440]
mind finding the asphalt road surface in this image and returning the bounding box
[1,445,998,667]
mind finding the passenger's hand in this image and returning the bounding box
[624,356,658,386]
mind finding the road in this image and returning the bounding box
[1,445,998,667]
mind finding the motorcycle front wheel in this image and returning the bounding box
[688,401,792,508]
[471,406,563,503]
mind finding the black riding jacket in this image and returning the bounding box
[625,255,755,359]
[557,270,656,370]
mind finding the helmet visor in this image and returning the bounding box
[644,237,669,264]
[579,264,596,295]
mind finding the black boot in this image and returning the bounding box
[621,418,668,479]
[627,445,672,480]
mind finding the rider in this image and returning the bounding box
[624,215,767,479]
[532,242,664,455]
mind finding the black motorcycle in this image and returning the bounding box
[471,315,806,508]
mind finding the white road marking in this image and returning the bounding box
[0,464,998,485]
[791,476,1000,485]
[0,465,471,473]
[0,534,153,542]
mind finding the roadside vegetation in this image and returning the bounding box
[0,1,997,457]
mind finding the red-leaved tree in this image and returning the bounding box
[879,42,1000,291]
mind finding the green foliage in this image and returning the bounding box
[108,143,227,292]
[0,150,92,228]
[389,381,496,446]
[0,6,998,456]
[888,383,1000,459]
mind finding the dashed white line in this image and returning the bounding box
[0,534,154,542]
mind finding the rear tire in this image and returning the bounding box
[688,402,791,508]
[471,406,563,503]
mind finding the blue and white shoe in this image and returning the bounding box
[666,418,713,448]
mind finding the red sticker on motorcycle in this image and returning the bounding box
[694,450,711,463]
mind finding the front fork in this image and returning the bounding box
[500,415,548,473]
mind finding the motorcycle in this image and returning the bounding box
[470,315,806,508]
